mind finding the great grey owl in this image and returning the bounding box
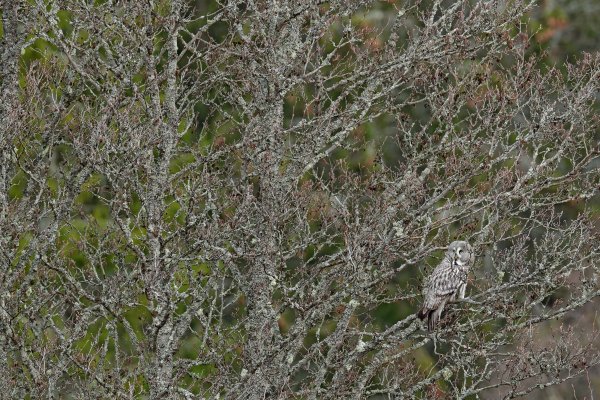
[417,241,474,331]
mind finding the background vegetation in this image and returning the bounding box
[1,0,599,398]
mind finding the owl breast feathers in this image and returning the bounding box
[417,241,474,331]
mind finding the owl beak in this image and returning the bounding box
[455,250,464,265]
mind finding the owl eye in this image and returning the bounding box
[457,248,462,254]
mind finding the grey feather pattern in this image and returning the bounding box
[418,241,473,331]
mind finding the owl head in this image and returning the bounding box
[446,240,473,266]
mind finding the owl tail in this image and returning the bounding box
[417,308,435,331]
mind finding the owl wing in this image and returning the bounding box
[422,258,462,311]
